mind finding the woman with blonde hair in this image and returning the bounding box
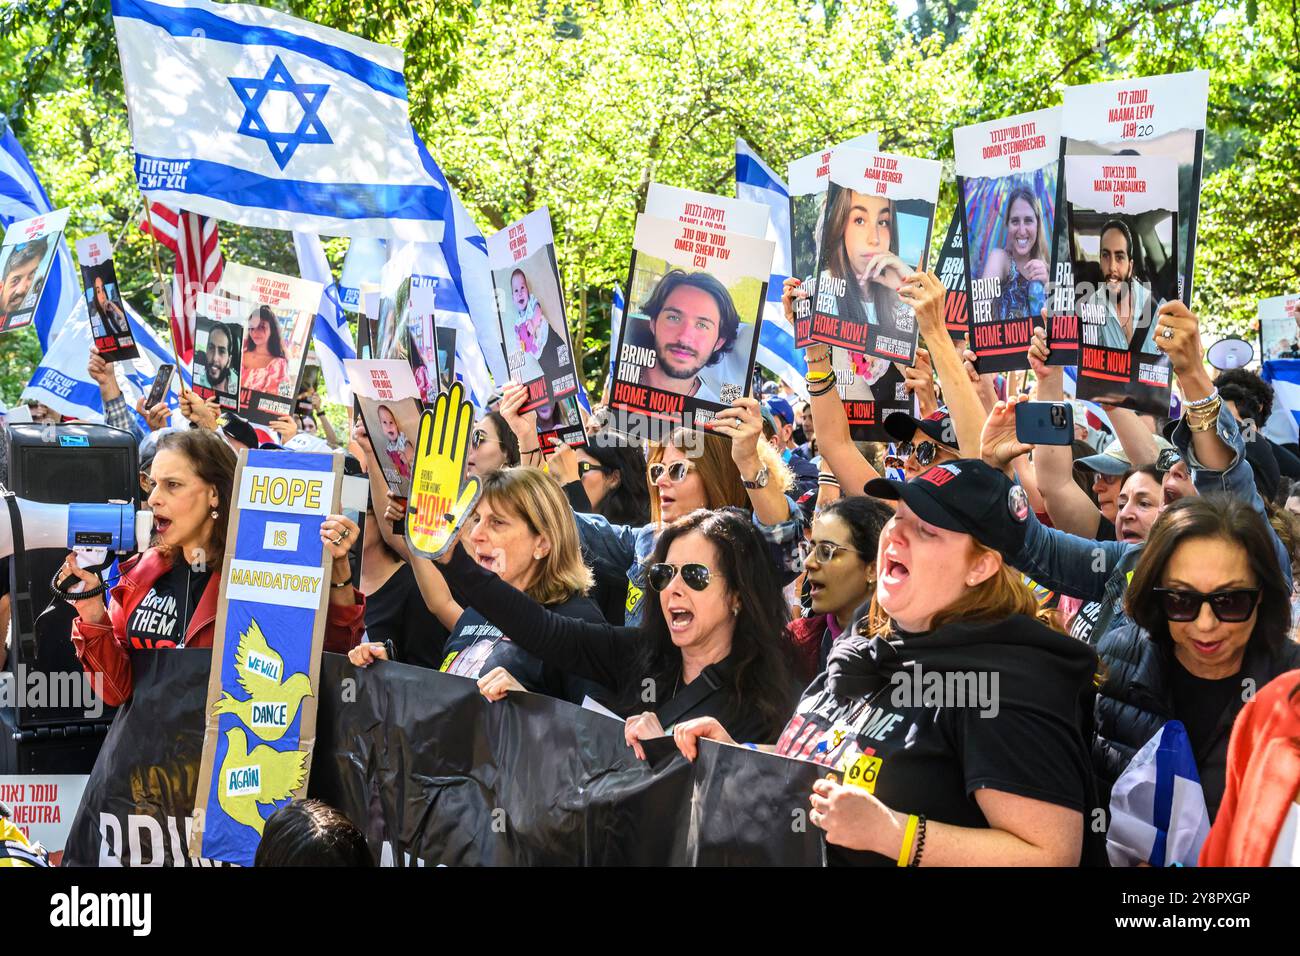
[350,466,610,705]
[671,459,1104,867]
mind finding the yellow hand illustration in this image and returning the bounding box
[406,380,482,559]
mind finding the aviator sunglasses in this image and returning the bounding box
[1151,587,1261,623]
[647,562,712,592]
[897,440,942,467]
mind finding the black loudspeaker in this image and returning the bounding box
[3,423,138,770]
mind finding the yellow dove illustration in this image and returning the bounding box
[211,618,313,742]
[217,726,308,835]
[406,380,482,560]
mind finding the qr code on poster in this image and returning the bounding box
[719,383,742,404]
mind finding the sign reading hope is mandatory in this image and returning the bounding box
[191,449,342,866]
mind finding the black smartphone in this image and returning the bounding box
[144,364,175,410]
[1015,401,1074,446]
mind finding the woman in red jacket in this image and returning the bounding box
[62,428,365,706]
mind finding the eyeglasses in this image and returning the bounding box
[471,430,505,450]
[804,541,865,564]
[1152,587,1261,623]
[647,562,712,592]
[648,460,695,484]
[577,461,608,477]
[897,440,941,467]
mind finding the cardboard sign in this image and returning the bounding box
[0,774,89,866]
[405,381,483,560]
[75,233,139,362]
[192,292,244,411]
[1259,292,1300,361]
[345,358,422,497]
[0,208,69,335]
[191,449,342,866]
[934,212,970,341]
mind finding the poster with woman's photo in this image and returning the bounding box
[0,208,68,335]
[954,107,1061,372]
[192,292,243,410]
[1066,153,1179,415]
[1258,292,1300,361]
[217,263,322,425]
[1049,70,1208,368]
[399,275,461,402]
[75,233,138,361]
[832,348,913,441]
[806,148,942,364]
[610,213,774,431]
[785,134,879,343]
[934,212,969,341]
[345,358,421,496]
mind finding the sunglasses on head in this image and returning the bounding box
[647,562,712,592]
[1152,587,1260,623]
[648,460,694,484]
[897,440,941,467]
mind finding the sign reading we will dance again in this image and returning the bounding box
[191,449,342,867]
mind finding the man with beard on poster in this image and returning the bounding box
[0,236,47,325]
[640,270,740,403]
[1081,220,1160,355]
[199,323,236,392]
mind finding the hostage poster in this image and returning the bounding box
[1258,292,1300,361]
[345,358,422,497]
[75,233,139,361]
[0,208,68,335]
[934,212,969,341]
[1065,153,1178,415]
[192,292,244,411]
[805,148,942,364]
[487,207,586,447]
[1049,70,1209,367]
[954,106,1061,372]
[217,263,322,425]
[832,349,913,441]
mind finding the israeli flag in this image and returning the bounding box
[1107,720,1212,867]
[1261,359,1300,445]
[0,126,79,349]
[112,0,447,241]
[293,231,356,405]
[735,138,807,396]
[603,282,625,400]
[23,298,189,423]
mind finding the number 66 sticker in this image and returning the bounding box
[842,753,882,793]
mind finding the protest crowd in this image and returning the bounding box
[2,0,1299,878]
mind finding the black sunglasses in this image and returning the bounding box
[471,430,504,450]
[1157,447,1182,472]
[647,562,712,592]
[577,461,608,477]
[648,460,694,484]
[898,440,941,467]
[1152,587,1260,623]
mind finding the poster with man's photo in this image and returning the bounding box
[192,292,243,411]
[934,212,969,341]
[1049,70,1208,367]
[785,134,880,343]
[345,358,422,497]
[806,148,942,364]
[954,106,1061,372]
[0,208,68,335]
[832,348,913,441]
[610,213,774,430]
[75,233,138,361]
[404,276,459,401]
[216,263,322,425]
[1258,292,1300,361]
[1066,153,1179,415]
[487,207,585,447]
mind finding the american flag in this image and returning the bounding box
[139,202,224,366]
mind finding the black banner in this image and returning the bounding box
[64,651,825,866]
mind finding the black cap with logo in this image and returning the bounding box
[865,458,1031,559]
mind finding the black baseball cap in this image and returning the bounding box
[865,458,1031,559]
[884,408,958,451]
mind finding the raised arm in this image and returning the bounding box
[904,271,985,459]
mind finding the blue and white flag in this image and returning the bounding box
[337,236,387,312]
[603,282,625,400]
[0,126,79,349]
[1107,720,1211,867]
[293,231,356,406]
[112,0,447,241]
[23,298,189,423]
[1262,359,1300,445]
[735,138,807,396]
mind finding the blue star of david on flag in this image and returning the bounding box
[228,55,332,170]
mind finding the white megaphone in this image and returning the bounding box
[0,493,152,566]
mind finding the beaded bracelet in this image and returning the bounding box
[909,814,927,867]
[1185,387,1220,409]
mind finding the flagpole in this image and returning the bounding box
[140,196,183,373]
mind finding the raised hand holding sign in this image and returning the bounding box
[405,381,482,560]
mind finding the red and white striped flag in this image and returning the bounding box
[140,202,224,366]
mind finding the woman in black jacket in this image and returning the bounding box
[435,507,800,746]
[1103,494,1300,818]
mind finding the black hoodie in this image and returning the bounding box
[775,614,1106,866]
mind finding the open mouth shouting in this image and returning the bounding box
[475,549,507,575]
[667,606,695,633]
[153,515,173,538]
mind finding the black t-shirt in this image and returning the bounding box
[1167,660,1241,760]
[125,561,212,649]
[1095,515,1117,542]
[364,563,448,670]
[440,592,611,705]
[776,617,1102,866]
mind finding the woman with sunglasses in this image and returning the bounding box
[576,398,803,627]
[465,411,521,478]
[787,496,893,682]
[431,507,800,746]
[546,435,651,527]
